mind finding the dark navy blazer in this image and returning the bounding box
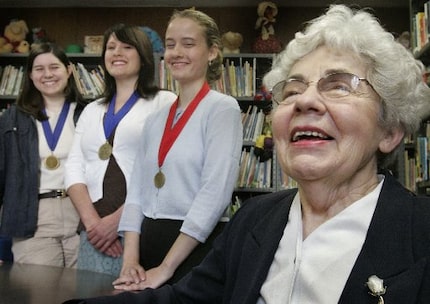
[68,172,430,304]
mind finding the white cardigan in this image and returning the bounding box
[119,90,243,243]
[65,90,177,202]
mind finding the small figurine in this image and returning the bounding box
[255,1,278,40]
[252,1,282,53]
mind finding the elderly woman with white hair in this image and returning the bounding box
[66,4,430,304]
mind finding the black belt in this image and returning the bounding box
[38,189,68,199]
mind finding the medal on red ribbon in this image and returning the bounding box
[155,82,210,188]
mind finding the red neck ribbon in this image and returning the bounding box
[158,82,210,168]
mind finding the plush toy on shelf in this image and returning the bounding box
[0,37,13,54]
[0,19,30,54]
[252,1,282,53]
[16,40,30,53]
[221,31,243,54]
[31,27,49,48]
[253,85,274,116]
[254,128,273,162]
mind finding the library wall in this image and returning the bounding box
[0,6,409,53]
[0,3,412,196]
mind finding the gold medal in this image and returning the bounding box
[154,170,165,188]
[45,155,60,170]
[98,142,112,160]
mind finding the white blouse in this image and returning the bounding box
[258,176,384,304]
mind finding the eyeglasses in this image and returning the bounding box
[271,72,375,105]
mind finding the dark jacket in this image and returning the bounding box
[0,103,84,238]
[71,172,430,304]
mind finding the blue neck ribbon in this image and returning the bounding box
[103,91,139,139]
[42,101,71,152]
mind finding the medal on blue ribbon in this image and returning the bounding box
[42,102,71,170]
[99,91,139,160]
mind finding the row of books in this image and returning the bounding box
[412,2,430,54]
[403,121,430,191]
[242,105,267,143]
[214,58,256,98]
[158,57,257,98]
[0,65,24,96]
[236,139,295,191]
[0,63,105,99]
[404,150,418,192]
[237,146,272,189]
[71,63,105,98]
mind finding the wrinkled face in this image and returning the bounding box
[164,17,216,86]
[30,53,71,99]
[271,46,401,184]
[104,33,141,81]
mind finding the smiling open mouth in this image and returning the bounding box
[291,131,332,142]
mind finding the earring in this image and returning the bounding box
[208,60,212,66]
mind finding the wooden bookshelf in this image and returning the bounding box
[402,0,430,194]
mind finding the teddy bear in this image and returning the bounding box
[221,31,243,54]
[1,19,30,53]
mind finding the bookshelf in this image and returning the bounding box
[0,1,409,215]
[1,51,282,199]
[410,0,430,65]
[0,53,26,110]
[157,52,284,208]
[403,0,430,194]
[157,53,273,98]
[225,54,282,204]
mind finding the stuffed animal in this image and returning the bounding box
[254,129,273,162]
[254,85,272,103]
[0,37,13,53]
[253,85,274,114]
[222,31,243,54]
[16,40,30,53]
[31,27,49,48]
[1,19,30,53]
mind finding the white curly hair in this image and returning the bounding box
[264,4,430,138]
